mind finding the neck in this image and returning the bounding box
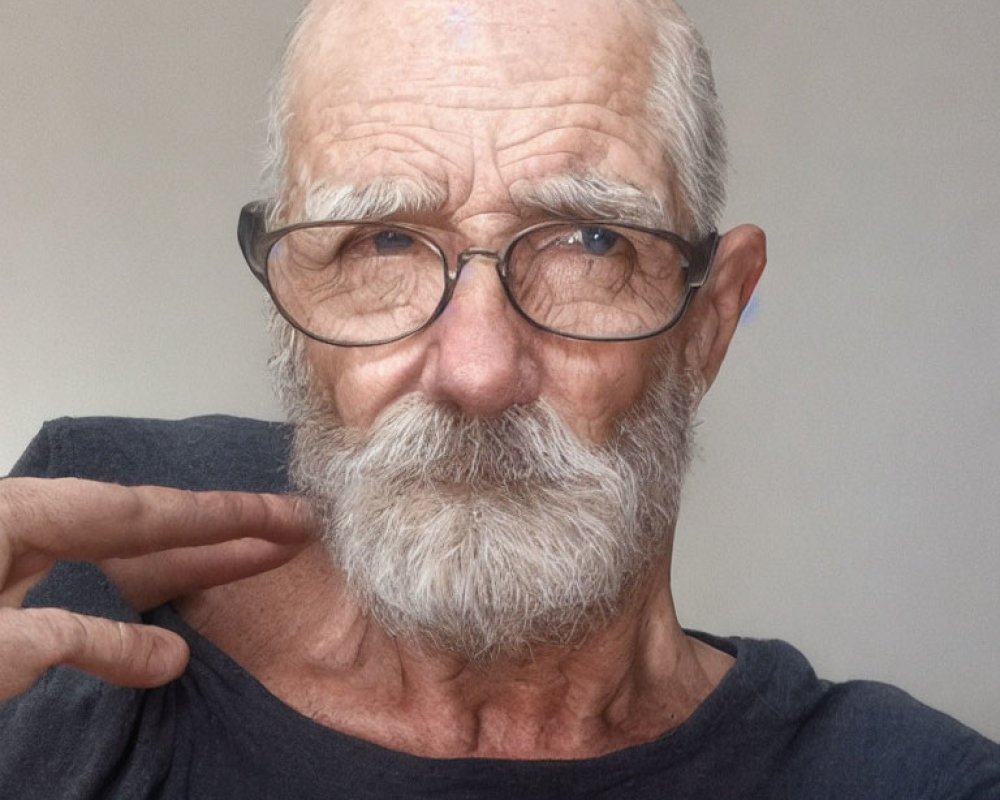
[176,542,732,759]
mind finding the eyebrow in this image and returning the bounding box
[510,173,672,229]
[301,177,446,223]
[297,172,672,230]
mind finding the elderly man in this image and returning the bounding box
[1,0,997,797]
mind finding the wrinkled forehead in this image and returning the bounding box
[274,0,678,228]
[287,0,655,125]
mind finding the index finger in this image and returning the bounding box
[0,478,317,567]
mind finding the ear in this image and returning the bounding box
[679,224,766,389]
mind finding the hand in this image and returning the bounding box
[0,477,316,702]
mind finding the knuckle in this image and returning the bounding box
[172,487,232,528]
[191,489,267,533]
[0,478,100,550]
[0,479,70,565]
[241,491,277,529]
[113,485,150,527]
[0,479,39,542]
[42,610,137,670]
[3,607,86,666]
[50,609,93,658]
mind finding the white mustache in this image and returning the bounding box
[325,395,621,490]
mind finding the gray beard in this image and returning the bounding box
[272,321,697,664]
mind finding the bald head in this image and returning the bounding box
[265,0,725,234]
[290,0,653,80]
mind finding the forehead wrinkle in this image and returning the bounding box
[495,98,651,151]
[289,104,473,207]
[315,123,470,181]
[509,173,670,229]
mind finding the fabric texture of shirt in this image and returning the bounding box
[2,415,998,799]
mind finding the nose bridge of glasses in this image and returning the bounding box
[453,247,504,280]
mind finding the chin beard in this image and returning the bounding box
[271,319,697,665]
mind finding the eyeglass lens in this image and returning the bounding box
[266,221,689,344]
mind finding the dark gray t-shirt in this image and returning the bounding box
[2,416,998,799]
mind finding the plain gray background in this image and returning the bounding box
[2,2,997,741]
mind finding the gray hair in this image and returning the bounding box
[637,1,728,235]
[280,338,696,663]
[262,0,726,235]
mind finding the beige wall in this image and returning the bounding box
[2,2,998,740]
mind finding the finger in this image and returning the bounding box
[104,537,311,611]
[0,479,317,577]
[0,531,56,607]
[0,606,189,702]
[0,569,51,609]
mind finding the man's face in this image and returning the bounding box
[274,0,718,660]
[285,0,686,441]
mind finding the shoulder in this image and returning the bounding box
[0,561,152,798]
[9,414,292,492]
[727,636,1000,798]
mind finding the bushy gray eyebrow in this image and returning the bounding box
[299,172,671,229]
[510,173,671,228]
[301,176,447,222]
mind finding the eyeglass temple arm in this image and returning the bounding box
[237,202,272,285]
[687,231,720,288]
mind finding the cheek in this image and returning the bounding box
[302,339,424,428]
[539,339,665,442]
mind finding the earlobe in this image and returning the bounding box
[683,225,767,388]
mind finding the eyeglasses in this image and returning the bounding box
[238,200,718,347]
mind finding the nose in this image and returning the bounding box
[419,254,540,417]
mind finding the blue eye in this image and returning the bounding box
[373,229,415,253]
[579,226,620,256]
